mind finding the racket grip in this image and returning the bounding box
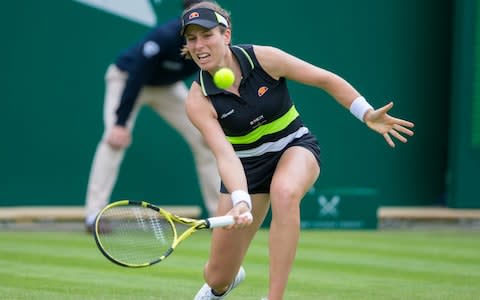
[207,215,235,228]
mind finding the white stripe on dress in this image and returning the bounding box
[235,127,309,158]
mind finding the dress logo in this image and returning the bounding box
[250,115,265,127]
[220,109,235,119]
[257,86,268,97]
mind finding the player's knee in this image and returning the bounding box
[270,182,301,207]
[270,185,302,225]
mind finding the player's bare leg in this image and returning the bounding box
[194,193,270,298]
[267,147,319,300]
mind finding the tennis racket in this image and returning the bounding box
[93,200,235,268]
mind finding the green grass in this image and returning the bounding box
[1,229,479,299]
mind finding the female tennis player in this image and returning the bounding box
[181,2,415,299]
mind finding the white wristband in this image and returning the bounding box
[231,190,252,210]
[349,96,373,122]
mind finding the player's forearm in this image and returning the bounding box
[217,155,248,195]
[320,72,361,109]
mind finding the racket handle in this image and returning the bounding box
[207,215,235,228]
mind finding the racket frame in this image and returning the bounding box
[93,200,234,268]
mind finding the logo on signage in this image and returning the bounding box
[317,195,340,217]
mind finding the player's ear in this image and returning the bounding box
[223,28,232,45]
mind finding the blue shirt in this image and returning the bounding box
[114,17,198,126]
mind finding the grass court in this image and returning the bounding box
[0,229,479,299]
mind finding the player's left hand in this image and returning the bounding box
[364,101,415,147]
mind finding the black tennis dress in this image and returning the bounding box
[195,44,321,194]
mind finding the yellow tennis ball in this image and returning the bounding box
[213,67,235,89]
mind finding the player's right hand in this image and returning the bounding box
[226,202,253,229]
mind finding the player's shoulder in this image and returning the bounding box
[186,81,208,112]
[235,44,279,58]
[250,45,279,54]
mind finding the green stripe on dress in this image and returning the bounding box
[227,105,299,144]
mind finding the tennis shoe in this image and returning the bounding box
[193,266,245,299]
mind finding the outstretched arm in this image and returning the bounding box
[185,82,252,226]
[253,45,414,147]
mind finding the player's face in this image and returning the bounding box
[184,25,230,72]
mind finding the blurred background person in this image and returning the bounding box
[85,0,219,232]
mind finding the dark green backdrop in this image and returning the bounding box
[2,0,474,226]
[448,0,480,208]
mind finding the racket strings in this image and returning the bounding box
[96,206,175,265]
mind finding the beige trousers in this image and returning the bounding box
[85,65,219,223]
